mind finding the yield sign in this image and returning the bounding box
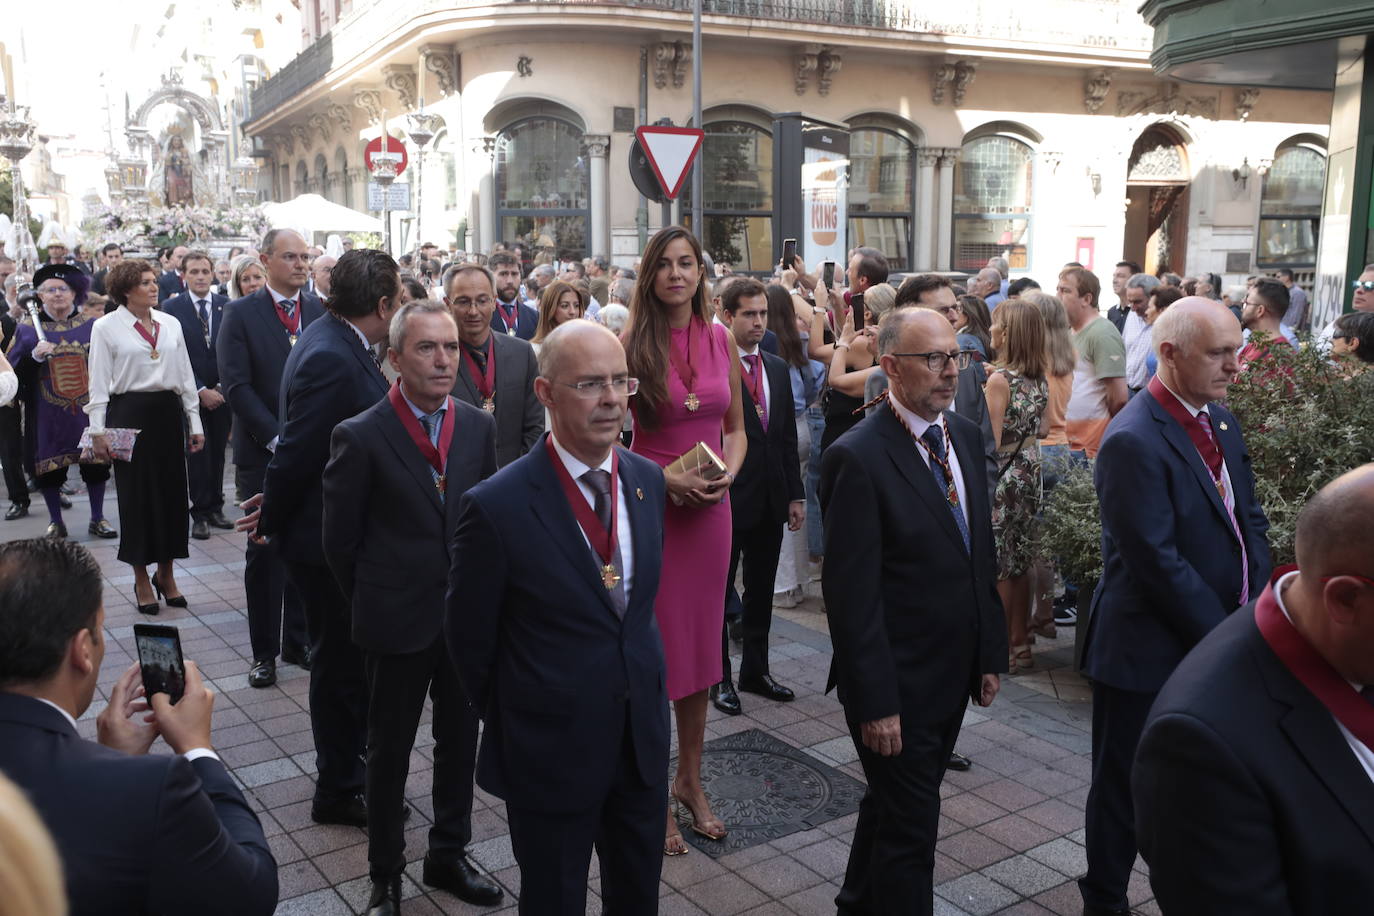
[634,126,704,201]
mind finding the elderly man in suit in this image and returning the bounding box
[822,308,1006,915]
[323,300,502,914]
[1133,464,1374,914]
[711,278,805,716]
[443,263,543,466]
[240,248,399,829]
[448,319,669,915]
[1078,296,1271,916]
[0,538,277,915]
[217,228,321,688]
[162,249,232,540]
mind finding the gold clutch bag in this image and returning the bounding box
[665,441,728,481]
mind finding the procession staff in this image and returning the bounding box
[7,264,116,541]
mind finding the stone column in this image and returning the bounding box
[915,147,939,270]
[584,135,610,257]
[471,136,497,252]
[936,147,960,271]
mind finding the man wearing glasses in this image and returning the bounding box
[448,319,669,914]
[443,264,543,466]
[1316,264,1374,353]
[821,308,1006,914]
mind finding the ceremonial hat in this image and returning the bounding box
[32,264,91,306]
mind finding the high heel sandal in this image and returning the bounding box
[664,814,689,857]
[1008,644,1034,672]
[151,572,188,609]
[134,583,159,616]
[671,792,727,841]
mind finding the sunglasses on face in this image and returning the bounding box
[1352,280,1374,291]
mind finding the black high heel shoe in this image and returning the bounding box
[134,583,160,616]
[151,573,188,609]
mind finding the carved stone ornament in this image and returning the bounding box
[471,135,497,157]
[938,147,961,167]
[1116,82,1218,120]
[353,87,385,126]
[1039,150,1064,173]
[1234,87,1260,122]
[916,147,943,169]
[1085,69,1112,114]
[652,42,690,90]
[817,47,842,96]
[517,56,533,78]
[583,134,610,158]
[270,132,293,158]
[326,102,352,131]
[289,123,312,152]
[307,112,332,145]
[932,63,956,105]
[952,60,978,106]
[382,64,418,111]
[795,45,819,96]
[1128,141,1187,182]
[420,44,458,97]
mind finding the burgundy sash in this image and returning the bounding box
[461,338,497,400]
[1148,375,1224,480]
[668,316,703,394]
[387,382,455,491]
[544,437,620,573]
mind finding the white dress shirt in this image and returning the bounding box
[1122,310,1152,388]
[1274,571,1374,783]
[85,307,203,437]
[888,391,970,527]
[0,369,16,407]
[550,433,634,600]
[185,290,219,343]
[736,340,771,415]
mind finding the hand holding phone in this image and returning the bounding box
[782,238,797,270]
[149,660,215,755]
[852,291,865,331]
[134,623,186,705]
[821,260,836,290]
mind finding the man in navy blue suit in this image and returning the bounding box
[218,229,322,688]
[0,538,277,915]
[447,319,669,915]
[156,244,189,302]
[241,247,399,829]
[1078,297,1271,916]
[162,250,232,540]
[486,251,538,339]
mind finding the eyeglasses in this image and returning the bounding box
[559,377,639,398]
[890,350,974,372]
[37,286,71,296]
[450,296,494,311]
[1352,280,1374,292]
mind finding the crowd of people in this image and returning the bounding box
[0,228,1370,916]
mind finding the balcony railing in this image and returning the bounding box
[248,0,1151,121]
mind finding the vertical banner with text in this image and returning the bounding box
[801,126,850,271]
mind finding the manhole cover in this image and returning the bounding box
[670,728,866,857]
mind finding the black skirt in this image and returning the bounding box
[107,391,190,565]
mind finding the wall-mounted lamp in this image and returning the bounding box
[1232,157,1251,191]
[1087,168,1102,197]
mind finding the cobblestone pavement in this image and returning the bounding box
[9,485,1158,915]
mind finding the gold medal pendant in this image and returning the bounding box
[149,349,160,361]
[481,397,495,412]
[601,564,621,589]
[289,334,298,346]
[1216,478,1227,502]
[684,392,700,412]
[436,475,446,495]
[756,404,765,420]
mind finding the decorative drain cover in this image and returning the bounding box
[671,728,866,857]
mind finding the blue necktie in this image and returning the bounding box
[921,424,970,553]
[419,412,443,497]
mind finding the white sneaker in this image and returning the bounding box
[773,588,801,609]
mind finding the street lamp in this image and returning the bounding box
[0,96,39,279]
[119,155,149,214]
[231,155,261,205]
[104,160,124,201]
[370,146,398,256]
[405,107,441,254]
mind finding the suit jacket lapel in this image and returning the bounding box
[378,404,444,516]
[493,333,521,408]
[948,412,985,556]
[209,296,225,350]
[877,408,965,552]
[252,290,292,357]
[619,450,655,614]
[1145,394,1234,536]
[453,340,482,404]
[528,441,618,617]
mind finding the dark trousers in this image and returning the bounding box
[187,401,232,518]
[720,518,785,683]
[505,714,665,916]
[0,404,27,505]
[285,560,368,802]
[236,464,307,662]
[836,706,965,915]
[363,638,479,880]
[1080,682,1157,911]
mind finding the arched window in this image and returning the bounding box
[494,117,589,262]
[953,134,1034,272]
[682,120,773,273]
[1257,140,1325,269]
[848,128,914,270]
[314,153,329,199]
[334,147,350,209]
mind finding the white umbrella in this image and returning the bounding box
[262,194,381,236]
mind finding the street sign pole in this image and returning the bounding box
[691,0,703,241]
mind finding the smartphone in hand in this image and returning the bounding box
[821,260,836,289]
[133,623,186,705]
[782,238,797,270]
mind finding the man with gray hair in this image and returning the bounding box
[968,267,1003,304]
[586,254,610,308]
[322,298,502,913]
[1122,272,1162,394]
[985,256,1010,308]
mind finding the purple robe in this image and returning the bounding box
[7,313,95,474]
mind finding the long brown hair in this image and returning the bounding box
[623,226,712,431]
[532,279,586,343]
[993,299,1047,381]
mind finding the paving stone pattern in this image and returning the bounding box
[11,486,1159,914]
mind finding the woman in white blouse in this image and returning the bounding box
[86,259,204,615]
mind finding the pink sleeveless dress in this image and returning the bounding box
[631,319,734,700]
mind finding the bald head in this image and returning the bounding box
[1296,465,1374,577]
[536,319,629,466]
[1152,297,1242,406]
[878,308,960,421]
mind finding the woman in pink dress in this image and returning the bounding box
[625,227,747,856]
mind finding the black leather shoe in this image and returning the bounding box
[191,518,211,540]
[59,483,76,496]
[710,679,742,716]
[45,521,68,539]
[4,502,27,521]
[947,752,973,772]
[365,875,402,916]
[738,673,796,702]
[281,644,313,671]
[58,493,72,509]
[248,659,277,688]
[422,852,503,906]
[88,519,118,539]
[207,511,234,530]
[311,794,411,828]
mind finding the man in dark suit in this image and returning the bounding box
[448,320,669,915]
[443,263,543,466]
[1078,296,1271,916]
[89,242,122,296]
[486,251,538,339]
[241,247,399,829]
[1133,464,1374,914]
[821,308,1006,915]
[0,538,277,915]
[711,279,805,715]
[322,300,503,914]
[162,250,232,540]
[218,229,321,688]
[157,244,189,302]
